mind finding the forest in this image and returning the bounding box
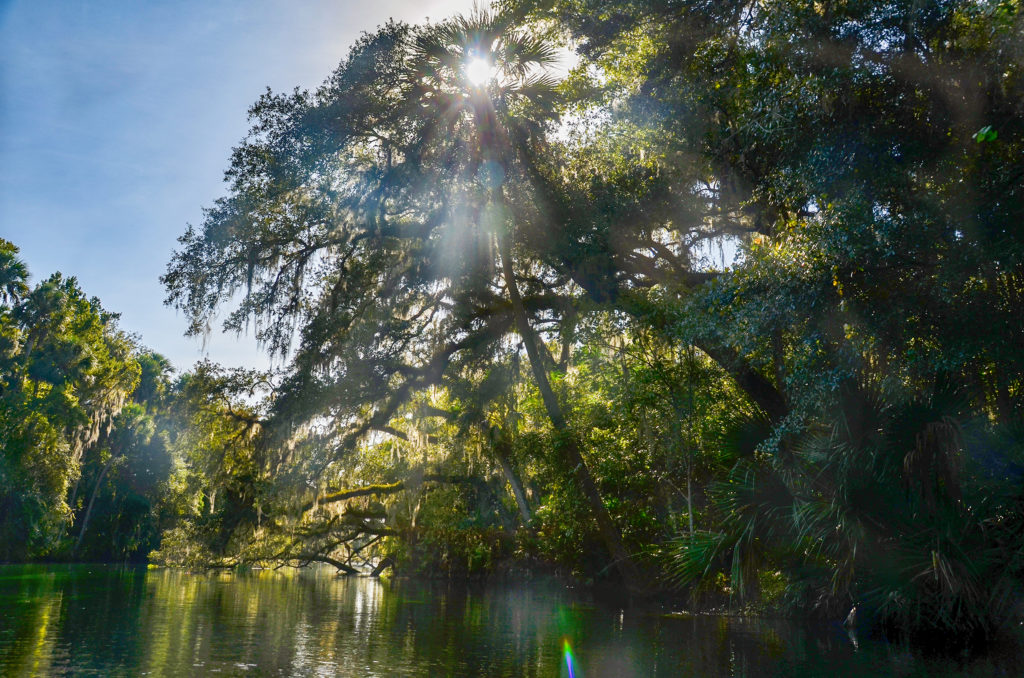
[2,0,1023,644]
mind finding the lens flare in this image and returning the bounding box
[465,57,494,86]
[562,638,576,678]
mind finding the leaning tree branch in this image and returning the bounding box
[289,554,360,575]
[302,473,491,514]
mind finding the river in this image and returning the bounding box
[0,565,1021,676]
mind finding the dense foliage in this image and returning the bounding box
[0,240,163,560]
[156,0,1024,640]
[0,241,249,564]
[3,0,1022,644]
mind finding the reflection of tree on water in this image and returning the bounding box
[2,571,63,676]
[3,567,1024,676]
[0,565,151,675]
[845,604,860,650]
[847,626,860,651]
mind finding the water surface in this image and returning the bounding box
[0,564,1020,676]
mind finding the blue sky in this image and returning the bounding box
[0,0,472,372]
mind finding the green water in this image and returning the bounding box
[0,565,1020,677]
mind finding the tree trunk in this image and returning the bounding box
[498,232,644,592]
[292,554,359,575]
[693,339,788,423]
[371,556,395,577]
[73,454,116,556]
[686,462,695,537]
[485,476,518,535]
[494,437,533,526]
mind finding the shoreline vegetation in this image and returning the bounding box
[3,0,1024,651]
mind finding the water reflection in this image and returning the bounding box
[0,565,1021,677]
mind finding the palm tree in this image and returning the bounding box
[669,382,1024,639]
[0,239,29,306]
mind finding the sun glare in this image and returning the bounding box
[465,57,494,86]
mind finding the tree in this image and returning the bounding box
[0,264,141,559]
[163,9,650,588]
[70,352,176,562]
[0,240,29,306]
[521,0,1024,636]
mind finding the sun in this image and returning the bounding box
[464,57,495,87]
